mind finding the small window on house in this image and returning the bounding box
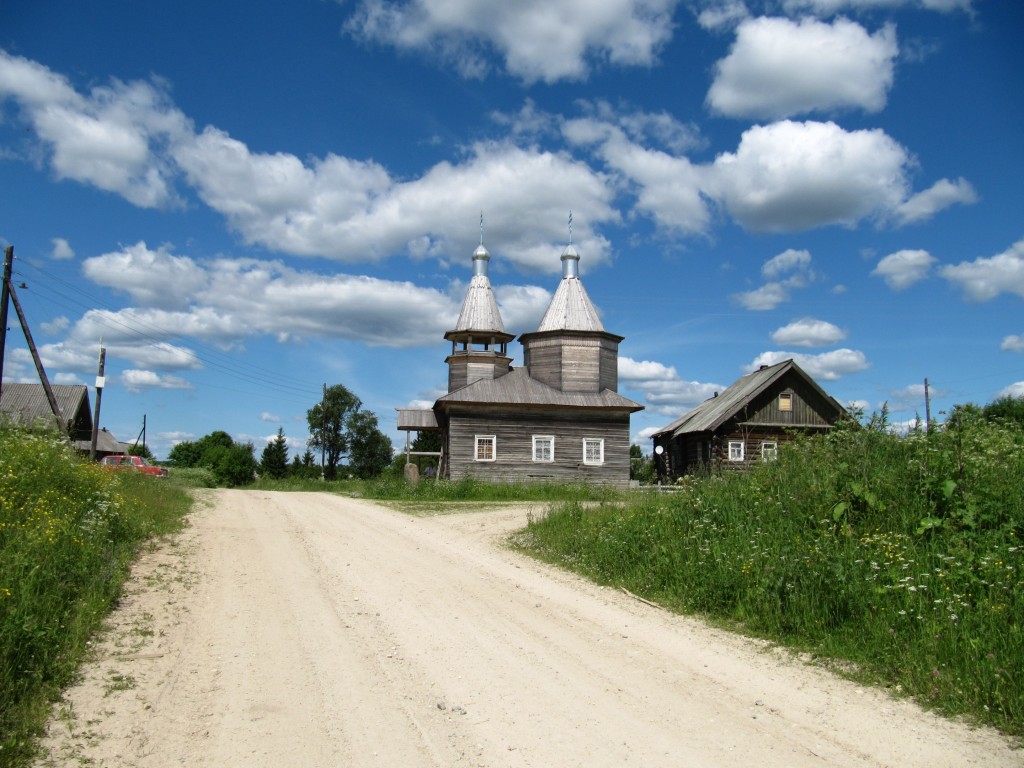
[761,441,778,461]
[475,435,496,462]
[728,441,745,462]
[532,435,554,462]
[583,438,604,465]
[779,392,793,412]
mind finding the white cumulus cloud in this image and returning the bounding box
[50,238,74,260]
[747,348,869,380]
[619,356,723,415]
[733,248,815,310]
[871,249,936,290]
[706,121,909,232]
[121,369,194,393]
[940,239,1024,301]
[707,16,897,119]
[771,317,846,347]
[891,177,978,226]
[344,0,680,84]
[1002,335,1024,353]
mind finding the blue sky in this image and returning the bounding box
[1,0,1021,461]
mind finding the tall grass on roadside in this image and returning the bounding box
[0,424,192,768]
[517,415,1023,735]
[360,474,622,503]
[249,472,625,503]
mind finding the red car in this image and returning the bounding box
[100,454,169,477]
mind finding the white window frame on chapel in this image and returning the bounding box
[475,435,496,462]
[532,435,555,463]
[582,438,604,465]
[761,441,778,461]
[728,440,745,462]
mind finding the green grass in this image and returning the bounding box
[0,424,193,768]
[514,417,1024,736]
[248,471,625,506]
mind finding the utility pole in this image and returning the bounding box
[0,245,13,400]
[320,383,326,481]
[8,275,67,438]
[924,377,932,433]
[90,344,106,459]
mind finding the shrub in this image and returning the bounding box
[0,424,192,766]
[518,417,1024,735]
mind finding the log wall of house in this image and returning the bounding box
[711,428,797,471]
[445,405,632,486]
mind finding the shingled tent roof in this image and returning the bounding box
[445,243,513,342]
[652,359,846,438]
[535,244,605,333]
[435,367,643,411]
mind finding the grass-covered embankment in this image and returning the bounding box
[0,424,193,768]
[515,416,1023,736]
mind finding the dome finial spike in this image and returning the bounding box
[480,211,484,246]
[568,210,573,245]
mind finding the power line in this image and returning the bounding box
[12,259,323,399]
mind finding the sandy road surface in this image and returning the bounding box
[36,490,1021,767]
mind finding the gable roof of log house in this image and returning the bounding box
[434,367,642,411]
[0,382,91,432]
[652,359,845,438]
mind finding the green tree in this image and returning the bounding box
[213,442,258,487]
[287,448,320,480]
[629,444,654,484]
[347,410,394,479]
[166,430,256,486]
[306,385,361,480]
[126,442,156,461]
[167,439,202,467]
[982,394,1024,428]
[260,427,289,479]
[407,430,441,473]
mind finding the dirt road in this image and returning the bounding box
[36,490,1021,767]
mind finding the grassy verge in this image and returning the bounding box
[248,472,624,507]
[514,418,1023,737]
[0,424,193,768]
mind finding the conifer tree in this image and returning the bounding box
[260,427,289,479]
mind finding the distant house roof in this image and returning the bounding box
[73,428,131,455]
[0,382,91,436]
[652,359,846,438]
[435,367,643,411]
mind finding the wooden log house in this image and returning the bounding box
[651,359,847,480]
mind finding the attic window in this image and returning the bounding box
[779,392,793,412]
